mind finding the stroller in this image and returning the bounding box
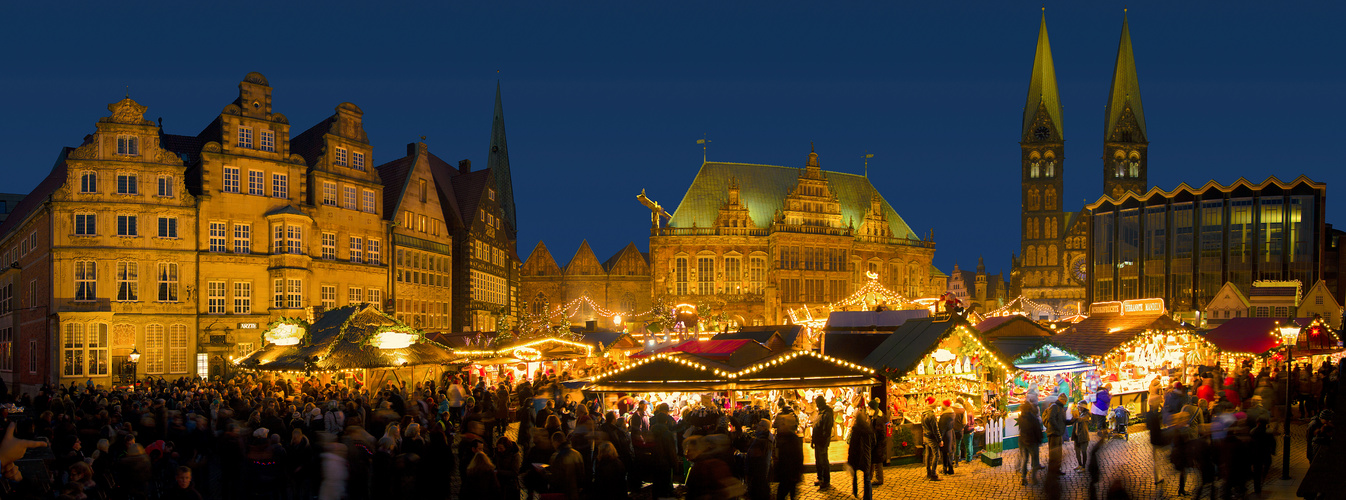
[1108,404,1130,440]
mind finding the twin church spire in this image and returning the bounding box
[1021,10,1148,200]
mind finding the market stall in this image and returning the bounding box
[453,336,601,387]
[858,313,1011,463]
[1052,299,1218,416]
[237,304,456,389]
[986,336,1095,451]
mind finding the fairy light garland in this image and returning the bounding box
[453,336,596,360]
[985,295,1055,319]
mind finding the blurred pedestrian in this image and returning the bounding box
[810,395,834,490]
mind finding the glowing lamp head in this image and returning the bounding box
[613,314,622,326]
[128,348,141,363]
[371,330,417,350]
[1277,320,1302,346]
[265,323,304,346]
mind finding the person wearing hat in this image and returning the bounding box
[811,395,834,490]
[920,397,942,481]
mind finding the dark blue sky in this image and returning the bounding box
[3,2,1342,278]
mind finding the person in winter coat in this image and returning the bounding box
[811,395,834,490]
[1044,393,1068,474]
[547,431,585,500]
[745,420,773,500]
[776,420,806,500]
[493,436,521,500]
[1091,385,1112,435]
[1017,402,1043,485]
[846,396,874,500]
[937,401,956,475]
[684,434,741,500]
[650,423,678,499]
[590,441,627,500]
[868,399,889,485]
[921,400,942,481]
[464,451,502,500]
[1068,401,1090,471]
[318,443,348,500]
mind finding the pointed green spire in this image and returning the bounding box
[488,80,518,238]
[1104,13,1146,141]
[1023,12,1064,140]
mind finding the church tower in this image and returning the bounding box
[1019,12,1066,291]
[488,81,519,240]
[1102,13,1148,200]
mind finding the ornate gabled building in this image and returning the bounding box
[947,257,1010,314]
[171,73,389,377]
[650,148,938,326]
[519,241,651,330]
[377,142,455,330]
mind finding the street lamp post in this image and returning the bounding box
[1276,319,1301,480]
[126,348,141,385]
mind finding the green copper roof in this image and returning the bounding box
[1023,13,1064,138]
[666,161,919,240]
[1104,15,1146,141]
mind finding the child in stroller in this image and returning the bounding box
[1107,405,1130,440]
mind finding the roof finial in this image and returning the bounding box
[696,134,711,163]
[125,85,130,99]
[810,141,814,153]
[1042,4,1045,12]
[420,135,427,142]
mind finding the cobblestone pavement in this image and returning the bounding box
[465,422,1314,499]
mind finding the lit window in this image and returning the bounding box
[368,239,380,265]
[168,325,188,373]
[321,285,336,310]
[222,167,240,193]
[80,171,97,193]
[350,237,363,263]
[208,281,226,314]
[233,281,251,314]
[209,222,226,252]
[343,185,357,209]
[74,213,96,236]
[259,130,275,152]
[117,136,139,156]
[117,215,138,236]
[322,182,337,205]
[348,287,363,304]
[271,173,288,198]
[233,223,250,254]
[287,279,302,308]
[62,323,85,376]
[352,152,365,171]
[237,126,253,149]
[362,190,376,213]
[144,324,164,374]
[334,147,348,167]
[117,174,138,195]
[285,225,303,255]
[248,170,264,195]
[488,189,495,201]
[321,232,336,259]
[157,217,177,238]
[368,289,382,310]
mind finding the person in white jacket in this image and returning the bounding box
[448,376,467,425]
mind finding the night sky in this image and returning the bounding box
[2,2,1342,278]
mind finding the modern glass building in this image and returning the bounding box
[1086,176,1326,313]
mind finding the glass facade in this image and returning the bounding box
[1088,183,1322,313]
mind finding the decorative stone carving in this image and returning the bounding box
[202,142,222,153]
[69,143,98,160]
[105,98,153,125]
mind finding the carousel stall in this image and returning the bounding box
[988,336,1095,451]
[237,304,456,389]
[1052,299,1218,415]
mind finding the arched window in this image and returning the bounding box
[1038,247,1048,267]
[1025,246,1037,267]
[1128,152,1141,178]
[1114,151,1126,178]
[1048,245,1058,266]
[1044,188,1056,210]
[1028,189,1040,211]
[531,293,547,315]
[1029,161,1040,179]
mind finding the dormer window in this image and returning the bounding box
[117,136,139,156]
[352,152,365,171]
[259,130,275,152]
[334,147,348,167]
[488,189,496,201]
[80,171,98,193]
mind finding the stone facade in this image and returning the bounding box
[519,241,650,330]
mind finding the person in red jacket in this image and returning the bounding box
[1196,379,1216,403]
[1222,377,1242,409]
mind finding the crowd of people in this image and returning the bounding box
[1010,358,1340,499]
[0,369,903,500]
[0,355,1336,500]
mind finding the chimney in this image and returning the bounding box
[458,159,471,174]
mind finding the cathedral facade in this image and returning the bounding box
[1011,14,1149,317]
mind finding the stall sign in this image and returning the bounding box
[1089,298,1165,317]
[264,323,304,346]
[239,323,258,329]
